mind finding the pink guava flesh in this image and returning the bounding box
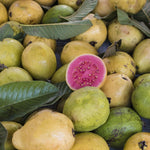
[66,54,107,90]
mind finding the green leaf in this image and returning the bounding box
[21,20,92,40]
[61,0,98,21]
[0,81,59,121]
[0,123,7,150]
[117,8,150,37]
[133,0,150,26]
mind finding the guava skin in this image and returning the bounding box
[63,86,110,132]
[133,39,150,74]
[71,132,110,150]
[34,0,57,6]
[131,82,150,119]
[0,38,24,67]
[0,2,8,25]
[123,132,150,150]
[0,0,17,8]
[94,107,143,149]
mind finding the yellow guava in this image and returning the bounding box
[60,40,98,64]
[23,34,56,52]
[12,109,75,150]
[8,0,44,24]
[0,2,8,25]
[34,0,57,6]
[0,38,24,67]
[0,0,17,8]
[0,67,33,86]
[72,13,107,50]
[21,41,57,80]
[71,132,110,150]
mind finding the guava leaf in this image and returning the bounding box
[61,0,98,21]
[0,81,60,121]
[0,123,7,150]
[21,20,92,40]
[133,0,150,27]
[102,40,122,58]
[117,8,150,37]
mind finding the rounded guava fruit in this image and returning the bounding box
[134,73,150,88]
[108,19,144,53]
[63,86,110,132]
[1,121,22,150]
[0,2,8,25]
[103,51,136,80]
[131,82,150,119]
[12,109,75,150]
[21,41,57,80]
[110,0,146,14]
[133,39,150,74]
[93,0,115,17]
[8,0,44,24]
[94,107,143,149]
[0,38,24,67]
[101,73,134,107]
[23,34,56,52]
[0,67,33,86]
[70,132,110,150]
[58,0,84,10]
[123,132,150,150]
[42,4,75,24]
[51,64,68,83]
[60,40,98,65]
[66,54,107,90]
[72,13,107,50]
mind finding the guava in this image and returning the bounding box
[134,73,150,88]
[101,73,134,107]
[42,5,75,24]
[23,34,56,52]
[21,41,57,80]
[110,0,146,14]
[63,86,110,132]
[0,2,8,25]
[103,51,136,80]
[0,67,33,86]
[12,109,75,150]
[0,0,17,8]
[133,39,150,74]
[0,38,24,67]
[94,107,143,149]
[58,0,84,10]
[34,0,57,6]
[60,40,98,65]
[131,82,150,119]
[71,132,110,150]
[1,121,22,150]
[72,13,107,50]
[108,19,144,53]
[51,64,68,83]
[66,54,107,90]
[93,0,115,17]
[123,132,150,150]
[8,0,44,24]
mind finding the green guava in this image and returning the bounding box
[94,107,143,149]
[0,67,33,86]
[131,82,150,119]
[42,5,75,24]
[133,39,150,74]
[66,54,107,90]
[1,121,22,150]
[63,86,110,132]
[0,38,24,67]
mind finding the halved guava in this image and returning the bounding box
[66,54,107,90]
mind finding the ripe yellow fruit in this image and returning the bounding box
[0,2,8,25]
[34,0,57,6]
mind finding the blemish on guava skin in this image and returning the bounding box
[122,77,128,81]
[89,41,97,47]
[124,65,127,68]
[131,61,135,67]
[107,97,111,103]
[72,128,75,137]
[9,12,12,17]
[130,69,135,76]
[76,0,82,6]
[27,41,32,46]
[138,141,147,150]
